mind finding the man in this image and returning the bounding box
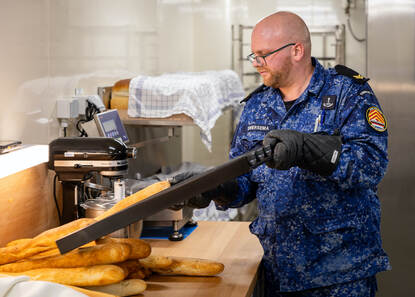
[178,11,390,296]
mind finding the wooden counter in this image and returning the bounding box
[143,221,263,297]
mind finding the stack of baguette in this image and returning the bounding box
[0,180,225,297]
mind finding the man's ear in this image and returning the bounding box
[292,43,305,61]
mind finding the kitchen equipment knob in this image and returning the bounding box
[127,147,137,159]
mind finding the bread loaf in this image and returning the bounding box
[115,259,152,280]
[0,244,52,265]
[95,180,170,221]
[151,257,225,276]
[83,279,147,296]
[6,238,31,247]
[5,265,126,287]
[112,79,130,97]
[0,242,131,273]
[139,255,173,269]
[110,95,129,110]
[26,241,96,260]
[96,237,151,259]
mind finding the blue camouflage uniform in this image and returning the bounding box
[223,58,391,295]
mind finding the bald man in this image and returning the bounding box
[178,11,390,297]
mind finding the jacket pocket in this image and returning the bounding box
[240,131,266,151]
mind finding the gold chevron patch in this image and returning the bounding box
[366,107,387,132]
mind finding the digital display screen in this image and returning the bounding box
[102,119,117,132]
[95,110,129,143]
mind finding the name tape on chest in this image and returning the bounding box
[247,125,270,132]
[366,106,387,132]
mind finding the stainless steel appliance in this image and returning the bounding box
[48,137,136,224]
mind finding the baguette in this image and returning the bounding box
[0,218,95,264]
[83,279,146,296]
[5,265,125,286]
[0,182,168,265]
[97,237,151,259]
[0,243,131,273]
[139,255,173,269]
[26,241,96,260]
[95,180,170,221]
[0,244,53,265]
[151,257,225,276]
[116,259,151,279]
[6,238,31,247]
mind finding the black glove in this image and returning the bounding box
[187,179,239,208]
[263,129,342,176]
[170,171,238,209]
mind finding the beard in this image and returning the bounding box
[259,57,293,89]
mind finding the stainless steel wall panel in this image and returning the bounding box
[368,1,415,296]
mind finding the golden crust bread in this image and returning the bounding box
[151,257,225,276]
[139,255,173,269]
[26,241,96,260]
[4,265,126,287]
[97,237,151,259]
[83,279,147,296]
[110,95,128,110]
[0,218,94,265]
[112,79,131,96]
[115,259,151,280]
[0,244,53,265]
[0,243,131,273]
[95,181,170,221]
[6,238,31,247]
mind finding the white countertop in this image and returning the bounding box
[0,145,48,179]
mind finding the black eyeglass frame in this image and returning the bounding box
[247,43,296,65]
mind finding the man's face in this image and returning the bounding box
[251,32,293,89]
[257,55,292,88]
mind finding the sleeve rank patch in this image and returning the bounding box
[366,106,387,132]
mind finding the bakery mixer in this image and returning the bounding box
[48,137,136,224]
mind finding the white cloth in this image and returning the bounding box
[128,70,244,151]
[192,200,238,222]
[0,276,87,297]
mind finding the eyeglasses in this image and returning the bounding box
[247,43,296,66]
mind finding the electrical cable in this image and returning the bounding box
[347,16,366,42]
[76,101,101,137]
[345,0,366,43]
[53,174,62,225]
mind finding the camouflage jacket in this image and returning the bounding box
[225,58,391,292]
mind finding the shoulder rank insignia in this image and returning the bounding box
[240,84,267,103]
[366,106,387,132]
[335,64,369,85]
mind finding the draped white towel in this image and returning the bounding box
[128,70,244,151]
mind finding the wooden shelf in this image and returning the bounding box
[117,110,194,127]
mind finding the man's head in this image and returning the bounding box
[250,11,312,89]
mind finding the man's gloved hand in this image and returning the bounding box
[263,129,342,176]
[170,171,238,209]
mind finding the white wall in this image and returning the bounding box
[0,0,367,165]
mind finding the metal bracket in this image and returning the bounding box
[129,127,175,149]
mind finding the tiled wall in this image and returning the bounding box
[0,0,366,164]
